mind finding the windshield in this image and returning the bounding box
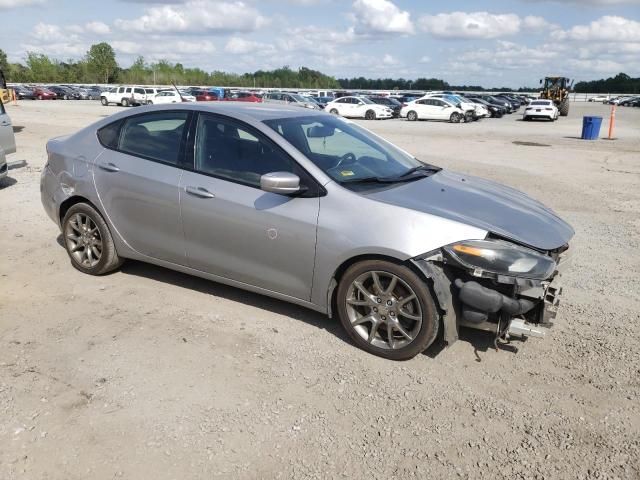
[263,115,437,185]
[291,94,309,102]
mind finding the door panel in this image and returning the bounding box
[94,150,185,264]
[180,172,319,300]
[179,113,320,300]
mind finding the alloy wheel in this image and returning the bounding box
[64,213,103,268]
[345,270,423,350]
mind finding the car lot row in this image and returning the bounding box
[98,86,541,123]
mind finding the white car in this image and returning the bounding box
[150,90,196,104]
[400,98,467,123]
[589,95,609,102]
[423,94,484,120]
[523,100,559,121]
[0,97,16,179]
[324,96,393,120]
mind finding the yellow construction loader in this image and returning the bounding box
[0,69,11,104]
[540,76,573,117]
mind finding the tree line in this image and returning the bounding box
[574,73,640,94]
[1,43,638,93]
[0,43,339,88]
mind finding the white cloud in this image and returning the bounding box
[419,12,521,39]
[112,38,217,61]
[85,21,111,35]
[382,53,398,65]
[526,0,640,5]
[115,0,268,34]
[352,0,414,34]
[0,0,44,8]
[225,37,275,55]
[31,23,78,43]
[523,15,556,31]
[553,15,640,42]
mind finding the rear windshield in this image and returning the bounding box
[531,101,551,106]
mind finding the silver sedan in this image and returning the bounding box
[41,103,573,360]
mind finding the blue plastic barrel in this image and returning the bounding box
[581,116,603,140]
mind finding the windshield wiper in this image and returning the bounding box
[379,164,441,182]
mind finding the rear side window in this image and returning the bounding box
[97,120,122,149]
[134,88,144,94]
[118,112,189,166]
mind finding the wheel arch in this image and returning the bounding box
[59,195,101,224]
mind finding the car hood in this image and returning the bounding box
[366,170,574,251]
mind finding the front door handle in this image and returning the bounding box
[99,162,120,172]
[185,186,215,199]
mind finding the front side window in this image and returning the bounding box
[118,112,188,165]
[194,114,297,187]
[264,115,434,185]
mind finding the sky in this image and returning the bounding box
[0,0,639,87]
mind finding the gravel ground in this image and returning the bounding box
[0,101,639,480]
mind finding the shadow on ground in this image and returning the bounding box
[54,235,522,360]
[0,177,17,189]
[12,126,25,133]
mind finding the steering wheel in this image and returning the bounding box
[336,152,357,167]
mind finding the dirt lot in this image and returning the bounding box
[1,100,639,480]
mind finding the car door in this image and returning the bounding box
[179,113,320,301]
[93,110,190,265]
[0,99,16,155]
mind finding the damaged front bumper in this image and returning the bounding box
[412,245,571,346]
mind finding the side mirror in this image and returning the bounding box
[260,172,301,195]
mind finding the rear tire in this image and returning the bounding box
[336,260,439,361]
[330,108,339,115]
[407,111,418,121]
[62,203,124,276]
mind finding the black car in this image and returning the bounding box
[619,97,640,107]
[367,96,403,117]
[468,94,513,114]
[48,85,80,100]
[467,97,504,118]
[12,85,37,100]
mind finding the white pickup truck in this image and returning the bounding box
[100,86,151,107]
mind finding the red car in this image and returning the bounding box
[193,90,220,102]
[224,91,262,103]
[33,87,57,100]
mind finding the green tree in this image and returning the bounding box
[0,49,8,76]
[86,42,118,83]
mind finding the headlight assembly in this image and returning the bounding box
[443,239,556,280]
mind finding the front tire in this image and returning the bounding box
[450,112,462,123]
[62,203,123,276]
[365,109,376,120]
[336,260,439,361]
[100,97,108,106]
[559,100,569,117]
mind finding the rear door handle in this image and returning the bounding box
[98,162,120,172]
[185,186,215,199]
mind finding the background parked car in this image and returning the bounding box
[588,95,609,102]
[51,86,81,100]
[367,96,402,117]
[12,85,36,100]
[33,87,56,100]
[263,92,319,109]
[523,99,559,121]
[324,96,393,120]
[310,96,333,109]
[84,86,103,100]
[192,89,219,102]
[224,91,262,102]
[150,90,196,104]
[401,97,467,123]
[0,97,16,179]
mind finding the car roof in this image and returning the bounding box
[108,102,328,122]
